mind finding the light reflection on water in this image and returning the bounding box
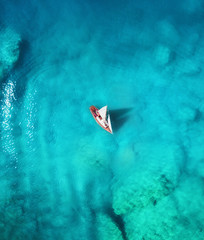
[1,78,17,162]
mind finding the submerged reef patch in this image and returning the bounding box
[112,143,182,215]
[0,27,21,80]
[181,0,204,14]
[96,213,124,240]
[177,58,201,76]
[154,44,172,66]
[156,20,180,47]
[124,195,204,240]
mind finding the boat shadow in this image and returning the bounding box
[109,107,133,132]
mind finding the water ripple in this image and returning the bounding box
[1,77,18,164]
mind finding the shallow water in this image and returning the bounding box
[0,0,204,239]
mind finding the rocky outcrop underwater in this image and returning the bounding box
[0,26,21,81]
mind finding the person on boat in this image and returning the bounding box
[93,111,97,117]
[96,110,102,120]
[104,121,108,128]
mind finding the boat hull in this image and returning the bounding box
[89,106,112,134]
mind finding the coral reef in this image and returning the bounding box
[112,143,182,215]
[112,171,171,215]
[124,195,204,240]
[0,27,21,79]
[186,123,204,177]
[0,198,36,240]
[177,58,201,76]
[154,44,171,66]
[174,176,204,223]
[124,198,178,240]
[177,105,197,122]
[112,144,181,215]
[181,0,204,14]
[96,213,123,240]
[156,20,179,47]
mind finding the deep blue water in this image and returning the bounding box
[0,0,204,239]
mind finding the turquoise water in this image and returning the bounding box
[0,0,204,239]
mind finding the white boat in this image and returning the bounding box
[90,105,113,134]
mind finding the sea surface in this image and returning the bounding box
[0,0,204,239]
